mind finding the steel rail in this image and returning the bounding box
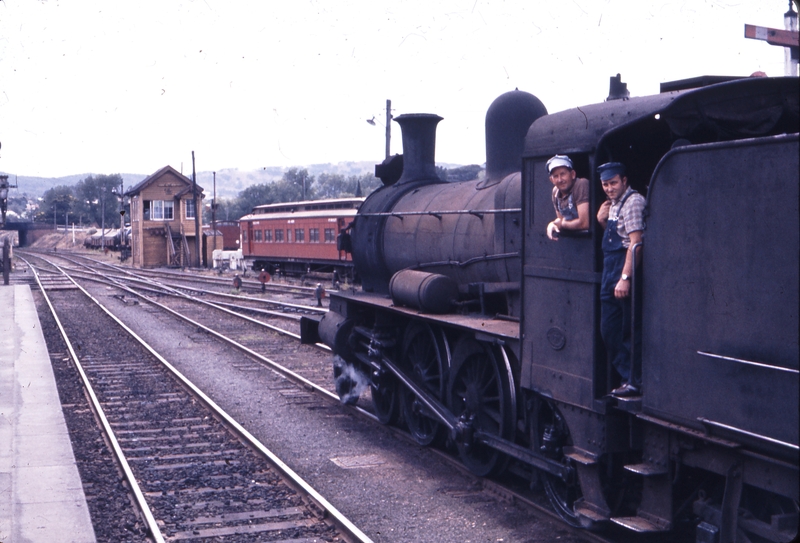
[25,255,611,543]
[22,250,325,314]
[96,269,326,343]
[93,262,325,313]
[25,253,322,352]
[20,249,324,319]
[28,256,340,395]
[72,251,317,294]
[20,256,167,543]
[28,257,374,543]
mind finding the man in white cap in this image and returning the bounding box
[596,161,645,397]
[546,155,590,240]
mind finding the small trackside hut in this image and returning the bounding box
[125,165,205,268]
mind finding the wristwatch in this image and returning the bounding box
[620,273,630,281]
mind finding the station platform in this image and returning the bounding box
[0,285,96,542]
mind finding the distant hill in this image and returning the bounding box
[2,160,468,200]
[193,161,380,198]
[0,172,148,199]
[1,161,381,200]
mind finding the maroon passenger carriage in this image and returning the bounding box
[239,197,363,276]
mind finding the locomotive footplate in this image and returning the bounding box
[328,289,519,341]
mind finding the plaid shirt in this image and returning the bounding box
[608,187,645,248]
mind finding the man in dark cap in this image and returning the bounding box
[596,162,645,397]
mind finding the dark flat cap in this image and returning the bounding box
[597,162,626,181]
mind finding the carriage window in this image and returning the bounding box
[275,229,284,242]
[287,229,293,243]
[264,229,272,242]
[295,228,304,243]
[242,229,248,243]
[254,229,262,242]
[309,228,320,243]
[324,228,335,243]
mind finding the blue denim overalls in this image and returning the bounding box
[600,189,641,387]
[556,190,579,221]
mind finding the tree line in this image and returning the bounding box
[22,164,483,227]
[212,168,382,222]
[34,174,126,228]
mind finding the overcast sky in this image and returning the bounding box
[0,0,791,178]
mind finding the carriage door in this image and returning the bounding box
[520,156,603,410]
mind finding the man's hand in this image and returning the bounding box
[614,277,631,298]
[547,221,560,240]
[597,201,611,223]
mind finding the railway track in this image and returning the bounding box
[25,255,371,543]
[21,250,621,543]
[22,250,326,325]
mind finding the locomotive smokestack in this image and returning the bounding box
[393,113,442,185]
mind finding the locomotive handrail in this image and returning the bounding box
[630,242,643,392]
[357,207,521,217]
[696,351,799,374]
[697,418,799,452]
[414,251,520,271]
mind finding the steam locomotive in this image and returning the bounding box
[301,75,799,542]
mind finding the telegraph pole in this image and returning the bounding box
[212,172,217,254]
[192,151,200,267]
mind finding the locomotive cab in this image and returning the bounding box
[520,76,799,537]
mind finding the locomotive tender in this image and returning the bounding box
[302,76,799,542]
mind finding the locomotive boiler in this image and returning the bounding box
[302,76,799,543]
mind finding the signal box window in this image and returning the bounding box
[295,228,304,243]
[309,228,320,243]
[264,229,272,242]
[185,198,196,220]
[150,200,174,220]
[275,229,284,242]
[254,229,262,242]
[324,228,335,243]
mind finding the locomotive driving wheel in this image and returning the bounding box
[449,338,515,477]
[370,369,400,425]
[400,323,448,446]
[534,399,585,528]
